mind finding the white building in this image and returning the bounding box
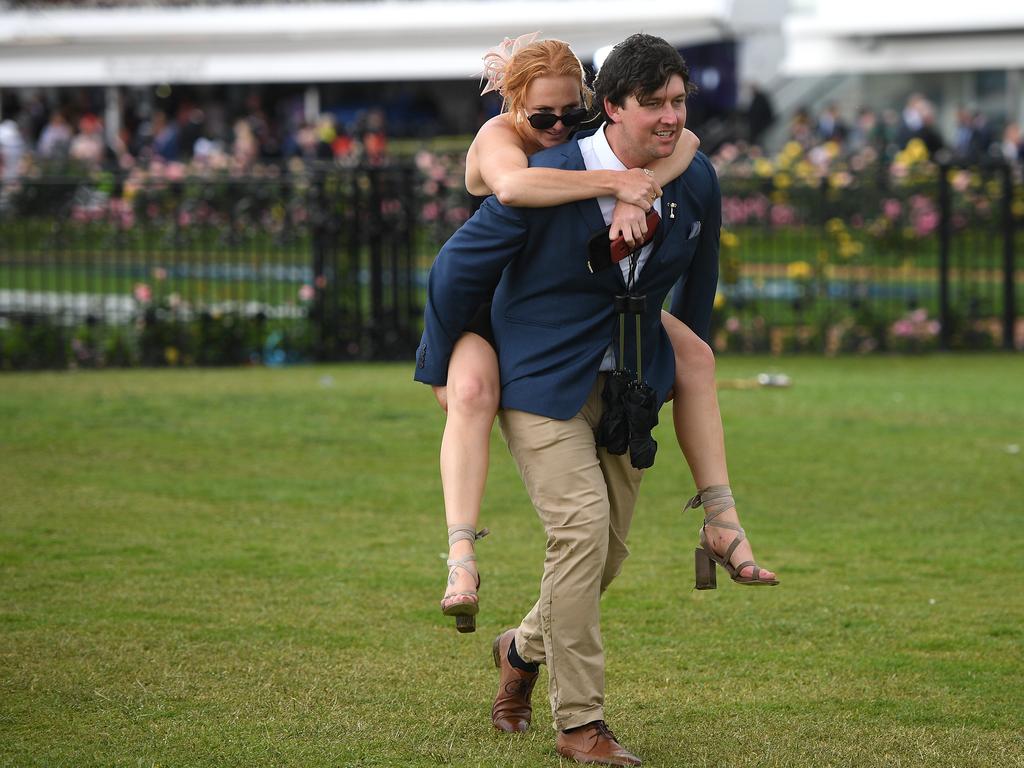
[783,0,1024,140]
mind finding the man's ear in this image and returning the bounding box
[604,97,622,124]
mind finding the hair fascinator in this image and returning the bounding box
[480,31,540,96]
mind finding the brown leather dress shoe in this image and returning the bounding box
[556,721,642,766]
[490,628,538,733]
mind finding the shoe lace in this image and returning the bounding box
[591,720,618,742]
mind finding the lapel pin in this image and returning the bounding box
[668,202,677,219]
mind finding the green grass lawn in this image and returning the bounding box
[1,356,1022,767]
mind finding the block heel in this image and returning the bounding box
[695,547,717,590]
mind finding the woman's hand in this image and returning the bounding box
[609,200,649,248]
[613,168,662,209]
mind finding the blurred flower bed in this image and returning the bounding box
[705,138,1020,354]
[1,140,1020,369]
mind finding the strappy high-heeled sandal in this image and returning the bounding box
[440,524,489,633]
[684,485,779,589]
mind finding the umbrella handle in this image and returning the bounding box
[619,314,625,370]
[635,318,642,383]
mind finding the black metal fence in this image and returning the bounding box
[0,164,457,368]
[712,158,1021,353]
[0,157,1020,369]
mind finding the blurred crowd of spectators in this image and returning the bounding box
[2,88,1023,182]
[778,93,1023,166]
[0,92,391,181]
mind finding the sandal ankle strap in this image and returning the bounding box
[684,485,736,525]
[448,524,490,548]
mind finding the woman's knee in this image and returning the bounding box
[448,372,500,416]
[676,333,716,383]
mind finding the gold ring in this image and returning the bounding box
[642,168,654,177]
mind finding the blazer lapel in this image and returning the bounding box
[648,176,682,257]
[561,144,608,236]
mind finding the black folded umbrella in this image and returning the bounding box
[595,369,630,455]
[624,380,659,469]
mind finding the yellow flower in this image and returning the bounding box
[829,171,852,189]
[721,231,740,249]
[165,347,180,366]
[839,240,864,259]
[754,158,774,178]
[905,138,929,163]
[826,218,845,235]
[787,261,812,280]
[714,292,726,309]
[783,141,803,159]
[1012,199,1024,218]
[773,172,792,189]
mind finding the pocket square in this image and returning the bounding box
[688,221,702,239]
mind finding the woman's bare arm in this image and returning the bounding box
[647,128,700,187]
[610,128,701,245]
[466,117,659,208]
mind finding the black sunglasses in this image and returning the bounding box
[526,107,589,131]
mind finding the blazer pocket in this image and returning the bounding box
[503,313,564,329]
[688,221,702,239]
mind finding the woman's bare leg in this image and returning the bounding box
[662,311,775,582]
[435,332,501,601]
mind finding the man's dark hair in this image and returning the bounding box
[593,34,696,120]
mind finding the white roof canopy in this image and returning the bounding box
[784,2,1024,74]
[0,0,777,87]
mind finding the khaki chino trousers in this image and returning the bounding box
[498,374,644,731]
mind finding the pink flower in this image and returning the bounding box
[892,320,913,337]
[725,317,741,333]
[152,267,168,281]
[770,204,796,227]
[298,284,315,301]
[421,202,441,222]
[883,199,902,220]
[446,207,470,225]
[914,210,939,237]
[165,162,186,181]
[133,283,152,303]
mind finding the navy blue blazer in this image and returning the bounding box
[414,131,721,421]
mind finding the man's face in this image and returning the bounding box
[604,74,687,168]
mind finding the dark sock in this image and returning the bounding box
[507,637,539,673]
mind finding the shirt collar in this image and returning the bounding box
[592,123,629,172]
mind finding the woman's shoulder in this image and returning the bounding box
[476,114,523,145]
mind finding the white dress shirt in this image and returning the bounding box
[577,125,662,370]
